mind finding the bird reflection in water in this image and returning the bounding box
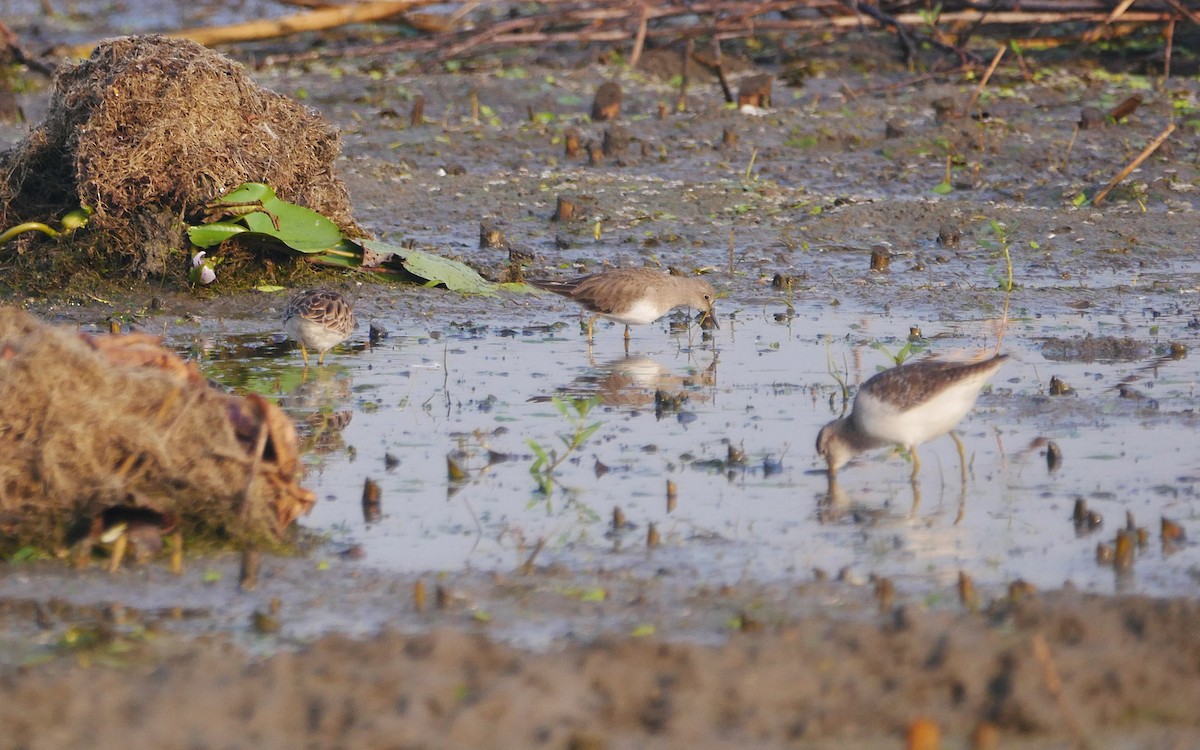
[532,353,717,411]
[277,367,354,456]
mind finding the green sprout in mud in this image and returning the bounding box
[981,219,1016,292]
[0,206,91,246]
[527,395,603,496]
[870,338,926,369]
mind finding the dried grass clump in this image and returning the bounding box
[0,306,315,553]
[0,34,359,282]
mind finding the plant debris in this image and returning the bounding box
[0,35,358,286]
[0,307,315,555]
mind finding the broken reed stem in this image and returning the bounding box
[1081,0,1136,43]
[1093,122,1175,205]
[628,2,649,68]
[712,37,733,104]
[677,38,692,112]
[968,44,1006,110]
[1061,123,1080,172]
[520,536,546,574]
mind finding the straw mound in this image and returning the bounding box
[0,34,358,281]
[0,307,315,553]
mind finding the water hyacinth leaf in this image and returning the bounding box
[187,222,248,248]
[355,238,497,295]
[194,182,342,253]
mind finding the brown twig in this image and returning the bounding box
[711,37,734,104]
[968,44,1007,110]
[67,0,440,58]
[1092,122,1175,205]
[1081,0,1137,43]
[1161,0,1200,25]
[238,2,1186,68]
[629,2,649,68]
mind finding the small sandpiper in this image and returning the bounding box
[282,288,356,366]
[529,267,718,343]
[816,353,1006,480]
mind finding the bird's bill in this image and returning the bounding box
[701,307,719,330]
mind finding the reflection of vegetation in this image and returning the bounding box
[527,396,602,496]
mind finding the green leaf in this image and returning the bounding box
[631,623,656,637]
[527,439,549,472]
[576,421,602,445]
[9,546,40,562]
[254,284,287,293]
[193,183,343,253]
[187,222,248,248]
[931,181,953,195]
[354,238,497,295]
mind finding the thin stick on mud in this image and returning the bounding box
[968,44,1006,110]
[1031,633,1093,750]
[1092,122,1175,205]
[677,38,692,112]
[628,2,649,68]
[711,38,734,104]
[1061,123,1080,172]
[519,536,546,575]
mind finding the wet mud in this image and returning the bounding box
[3,5,1200,748]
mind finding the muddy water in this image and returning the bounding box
[190,292,1199,602]
[4,7,1200,648]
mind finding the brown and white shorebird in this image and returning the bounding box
[529,267,718,343]
[282,288,356,366]
[816,353,1006,480]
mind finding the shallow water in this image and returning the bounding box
[191,295,1200,601]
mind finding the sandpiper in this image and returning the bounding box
[282,288,356,366]
[816,353,1006,480]
[529,267,718,343]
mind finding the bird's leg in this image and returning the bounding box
[317,350,326,366]
[108,532,127,573]
[299,343,311,367]
[909,447,922,482]
[587,315,599,342]
[949,430,967,486]
[624,324,631,341]
[909,480,922,518]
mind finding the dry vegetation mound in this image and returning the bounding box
[0,307,315,556]
[0,35,358,287]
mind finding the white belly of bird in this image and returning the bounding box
[287,317,345,353]
[602,298,673,326]
[853,378,986,448]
